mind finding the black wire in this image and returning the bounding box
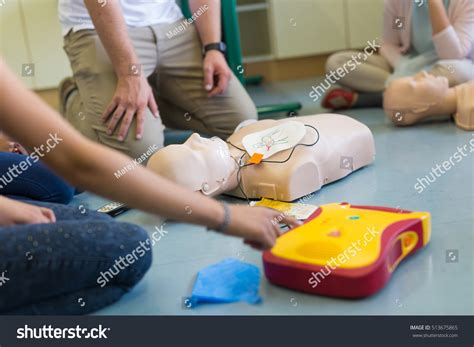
[226,140,246,152]
[227,124,320,204]
[234,152,250,202]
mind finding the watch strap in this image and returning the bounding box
[203,42,227,55]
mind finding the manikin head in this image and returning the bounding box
[384,71,450,125]
[147,133,236,196]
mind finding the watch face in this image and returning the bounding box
[205,42,226,54]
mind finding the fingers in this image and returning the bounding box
[261,224,277,250]
[106,105,126,136]
[203,65,214,93]
[23,208,54,225]
[8,141,16,153]
[117,108,135,141]
[244,240,265,251]
[271,222,284,239]
[40,208,56,223]
[14,143,28,155]
[280,215,303,229]
[102,99,118,123]
[208,72,230,97]
[148,93,160,119]
[135,107,146,140]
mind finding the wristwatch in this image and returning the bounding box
[203,42,227,56]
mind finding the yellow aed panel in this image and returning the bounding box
[271,203,431,269]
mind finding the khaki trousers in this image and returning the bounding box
[62,20,257,159]
[326,50,474,93]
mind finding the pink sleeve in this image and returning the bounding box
[433,0,474,59]
[380,0,402,67]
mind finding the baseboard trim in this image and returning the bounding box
[244,54,329,83]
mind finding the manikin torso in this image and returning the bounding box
[454,81,474,130]
[147,114,375,202]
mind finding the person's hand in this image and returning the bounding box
[12,143,28,155]
[102,75,159,141]
[203,50,232,97]
[0,197,56,227]
[0,136,15,153]
[0,133,28,154]
[225,205,302,250]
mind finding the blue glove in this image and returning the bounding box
[187,258,262,308]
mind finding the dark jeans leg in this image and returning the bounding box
[0,152,75,204]
[0,203,152,315]
[28,201,113,221]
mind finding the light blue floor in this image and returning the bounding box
[72,78,473,315]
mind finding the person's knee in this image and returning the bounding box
[211,103,257,138]
[50,184,75,204]
[430,60,474,87]
[234,95,258,124]
[103,115,165,162]
[35,164,75,204]
[326,51,350,74]
[209,85,258,138]
[126,136,164,165]
[123,224,153,287]
[326,52,345,73]
[109,223,153,288]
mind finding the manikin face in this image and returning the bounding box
[147,133,236,195]
[384,71,449,112]
[383,71,450,125]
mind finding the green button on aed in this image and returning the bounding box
[348,215,360,220]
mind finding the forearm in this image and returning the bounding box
[0,59,223,229]
[429,0,450,35]
[67,142,224,228]
[189,0,220,45]
[83,0,138,77]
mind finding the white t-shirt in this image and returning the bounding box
[58,0,184,36]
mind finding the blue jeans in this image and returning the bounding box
[0,202,152,314]
[0,152,75,204]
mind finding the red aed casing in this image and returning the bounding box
[263,202,431,298]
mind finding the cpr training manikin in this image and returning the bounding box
[147,114,376,202]
[384,71,474,130]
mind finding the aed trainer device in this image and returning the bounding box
[263,202,430,298]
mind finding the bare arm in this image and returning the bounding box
[380,0,403,67]
[0,59,219,228]
[0,59,298,249]
[189,0,232,96]
[189,0,220,46]
[429,0,474,59]
[83,0,158,141]
[84,0,137,78]
[428,0,450,35]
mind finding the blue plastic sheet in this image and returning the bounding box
[187,258,262,308]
